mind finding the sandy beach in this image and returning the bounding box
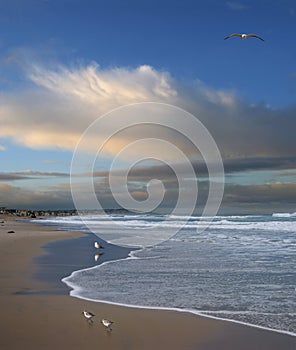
[0,214,295,350]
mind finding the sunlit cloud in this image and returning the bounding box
[28,63,177,104]
[0,61,295,162]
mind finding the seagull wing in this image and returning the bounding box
[247,34,264,41]
[224,33,241,40]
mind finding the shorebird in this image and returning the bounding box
[101,318,114,330]
[224,33,264,41]
[94,241,103,249]
[82,310,95,323]
[94,253,101,262]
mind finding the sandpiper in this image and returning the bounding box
[94,253,101,262]
[94,241,103,249]
[82,310,95,323]
[101,318,114,330]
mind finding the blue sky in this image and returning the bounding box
[1,0,296,106]
[0,0,296,212]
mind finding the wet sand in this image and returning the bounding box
[0,214,295,350]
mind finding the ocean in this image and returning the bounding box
[36,212,296,336]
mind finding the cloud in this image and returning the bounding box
[0,145,6,151]
[0,174,30,181]
[0,183,74,210]
[43,159,70,165]
[223,156,296,173]
[279,170,296,177]
[0,61,295,163]
[0,170,69,182]
[0,63,178,153]
[1,176,295,213]
[92,156,296,181]
[12,170,69,177]
[226,1,249,11]
[224,182,296,204]
[29,63,177,103]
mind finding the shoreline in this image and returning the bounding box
[0,214,295,349]
[63,249,296,338]
[32,217,134,294]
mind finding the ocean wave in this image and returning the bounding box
[272,212,296,218]
[197,220,296,232]
[58,212,296,337]
[35,214,296,234]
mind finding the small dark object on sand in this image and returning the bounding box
[7,230,15,234]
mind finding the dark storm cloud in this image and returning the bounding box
[224,182,296,204]
[92,156,296,183]
[0,173,31,181]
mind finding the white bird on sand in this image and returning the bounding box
[101,319,114,330]
[94,241,103,249]
[224,33,264,41]
[82,310,95,323]
[94,253,101,262]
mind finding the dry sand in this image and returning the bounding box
[0,214,295,350]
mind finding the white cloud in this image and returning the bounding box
[226,1,249,11]
[0,145,6,151]
[0,63,180,155]
[29,63,177,104]
[0,61,295,161]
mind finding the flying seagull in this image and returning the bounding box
[82,310,95,323]
[224,33,264,41]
